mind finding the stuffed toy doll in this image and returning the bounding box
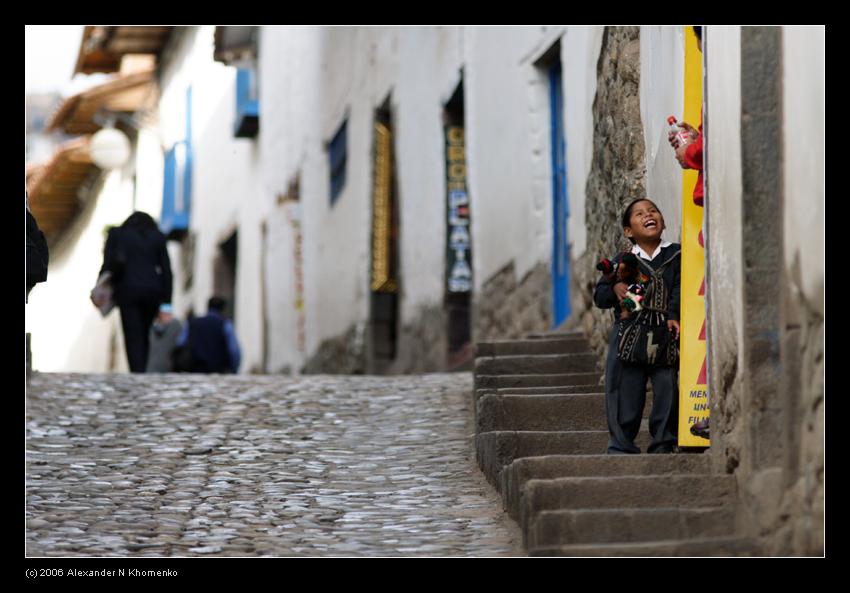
[597,252,650,320]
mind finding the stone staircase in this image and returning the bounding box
[474,330,756,556]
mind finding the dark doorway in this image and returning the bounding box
[369,99,400,368]
[444,79,473,360]
[214,230,238,321]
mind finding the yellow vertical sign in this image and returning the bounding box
[678,26,709,447]
[371,122,397,293]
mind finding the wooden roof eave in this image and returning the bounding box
[74,26,173,75]
[46,70,156,134]
[27,137,100,241]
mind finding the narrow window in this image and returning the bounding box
[329,119,348,206]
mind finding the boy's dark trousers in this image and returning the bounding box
[604,323,679,454]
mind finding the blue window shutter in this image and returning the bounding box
[161,142,190,239]
[160,87,193,240]
[234,67,259,137]
[161,146,177,235]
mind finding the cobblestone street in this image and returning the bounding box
[26,372,524,557]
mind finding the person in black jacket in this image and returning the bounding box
[26,192,49,303]
[594,199,681,455]
[99,212,173,373]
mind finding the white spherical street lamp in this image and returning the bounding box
[89,127,131,169]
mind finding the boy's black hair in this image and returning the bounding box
[208,296,227,312]
[621,198,662,244]
[692,26,702,41]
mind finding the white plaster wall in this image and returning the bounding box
[263,202,301,373]
[134,128,164,218]
[464,25,601,294]
[258,26,319,372]
[159,26,264,373]
[780,25,825,555]
[259,26,384,360]
[25,88,174,373]
[369,26,401,111]
[563,26,604,260]
[705,26,744,370]
[640,25,685,240]
[158,26,209,322]
[394,26,461,320]
[25,169,134,373]
[25,27,644,374]
[245,26,606,371]
[782,26,824,308]
[255,25,606,371]
[27,101,169,373]
[466,26,553,288]
[303,27,372,353]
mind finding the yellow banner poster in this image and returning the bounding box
[678,26,709,447]
[371,122,397,293]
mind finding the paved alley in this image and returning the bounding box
[26,372,524,557]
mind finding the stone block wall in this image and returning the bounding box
[301,257,553,374]
[302,324,367,375]
[389,305,449,375]
[302,305,449,376]
[473,261,552,342]
[707,26,823,556]
[575,26,647,364]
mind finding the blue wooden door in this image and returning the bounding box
[549,62,570,327]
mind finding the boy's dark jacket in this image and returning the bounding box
[594,243,681,322]
[186,313,232,374]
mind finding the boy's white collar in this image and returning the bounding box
[632,241,672,261]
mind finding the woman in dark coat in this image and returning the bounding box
[99,212,173,372]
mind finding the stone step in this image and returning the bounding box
[475,373,602,391]
[476,337,591,357]
[528,536,758,557]
[527,507,737,549]
[501,453,712,520]
[473,385,603,413]
[476,385,603,400]
[476,393,614,433]
[519,474,737,537]
[475,353,599,376]
[475,430,653,491]
[525,331,587,340]
[471,389,611,429]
